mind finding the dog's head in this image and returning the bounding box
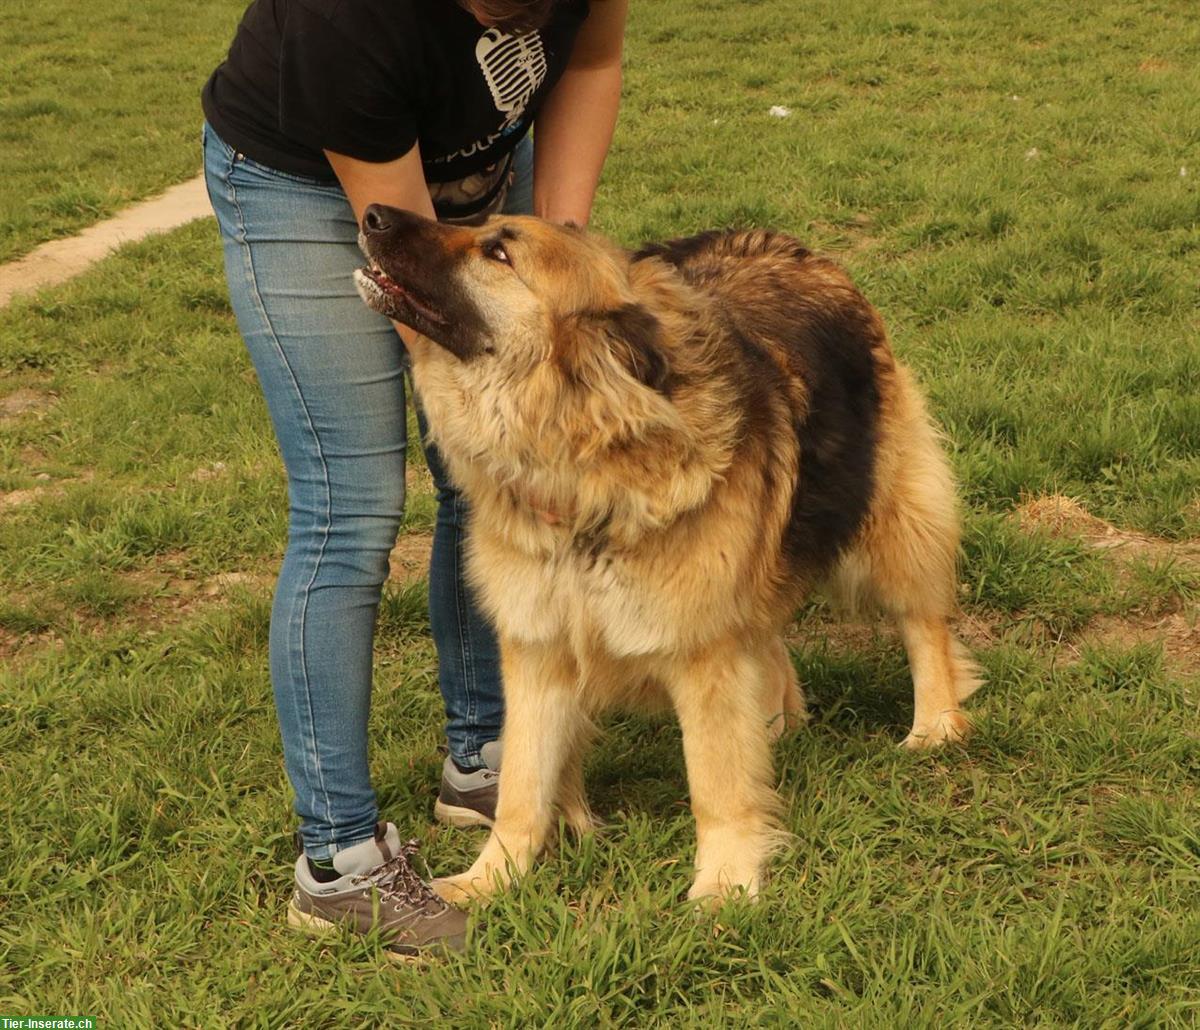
[354,206,673,398]
[354,206,733,530]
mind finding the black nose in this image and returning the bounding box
[362,204,392,235]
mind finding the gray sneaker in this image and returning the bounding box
[287,822,467,959]
[434,740,501,829]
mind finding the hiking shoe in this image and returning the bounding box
[434,740,501,828]
[287,822,467,959]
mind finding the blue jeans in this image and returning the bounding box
[202,123,528,859]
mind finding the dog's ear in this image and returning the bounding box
[601,303,673,396]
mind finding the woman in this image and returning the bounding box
[201,0,626,956]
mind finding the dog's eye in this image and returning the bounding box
[483,240,511,265]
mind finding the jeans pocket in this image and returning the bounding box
[232,152,339,190]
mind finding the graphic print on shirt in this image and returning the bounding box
[476,29,548,128]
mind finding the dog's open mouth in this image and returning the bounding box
[354,260,448,328]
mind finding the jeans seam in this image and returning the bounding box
[453,490,480,764]
[226,165,338,838]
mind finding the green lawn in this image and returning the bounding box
[0,0,246,262]
[1,0,1198,1025]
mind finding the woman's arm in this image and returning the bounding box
[325,143,436,224]
[532,0,628,225]
[325,143,434,346]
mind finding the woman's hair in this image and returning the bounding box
[461,0,561,33]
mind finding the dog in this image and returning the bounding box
[354,206,982,904]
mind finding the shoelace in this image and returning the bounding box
[354,840,444,909]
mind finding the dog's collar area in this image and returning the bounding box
[513,486,575,527]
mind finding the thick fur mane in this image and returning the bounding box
[633,230,890,579]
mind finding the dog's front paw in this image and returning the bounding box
[431,867,506,907]
[686,868,761,907]
[902,709,971,749]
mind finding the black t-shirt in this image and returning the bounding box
[201,0,589,184]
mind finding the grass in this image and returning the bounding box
[2,0,1199,1024]
[0,0,246,262]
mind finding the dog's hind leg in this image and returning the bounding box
[555,723,599,837]
[835,374,982,748]
[763,635,807,742]
[663,640,783,903]
[895,614,978,748]
[841,519,980,749]
[434,637,587,904]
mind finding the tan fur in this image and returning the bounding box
[369,217,980,904]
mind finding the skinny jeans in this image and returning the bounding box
[202,122,528,858]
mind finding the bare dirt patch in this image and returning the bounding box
[190,461,229,483]
[18,446,51,465]
[1013,494,1199,675]
[0,625,59,663]
[787,608,892,653]
[389,531,433,584]
[1070,611,1199,677]
[0,485,63,510]
[1013,493,1200,565]
[0,387,57,420]
[408,463,435,495]
[1,469,96,511]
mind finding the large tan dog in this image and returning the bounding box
[355,206,981,904]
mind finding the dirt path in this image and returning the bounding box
[0,174,210,309]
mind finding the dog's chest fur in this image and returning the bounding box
[470,524,700,659]
[468,508,748,662]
